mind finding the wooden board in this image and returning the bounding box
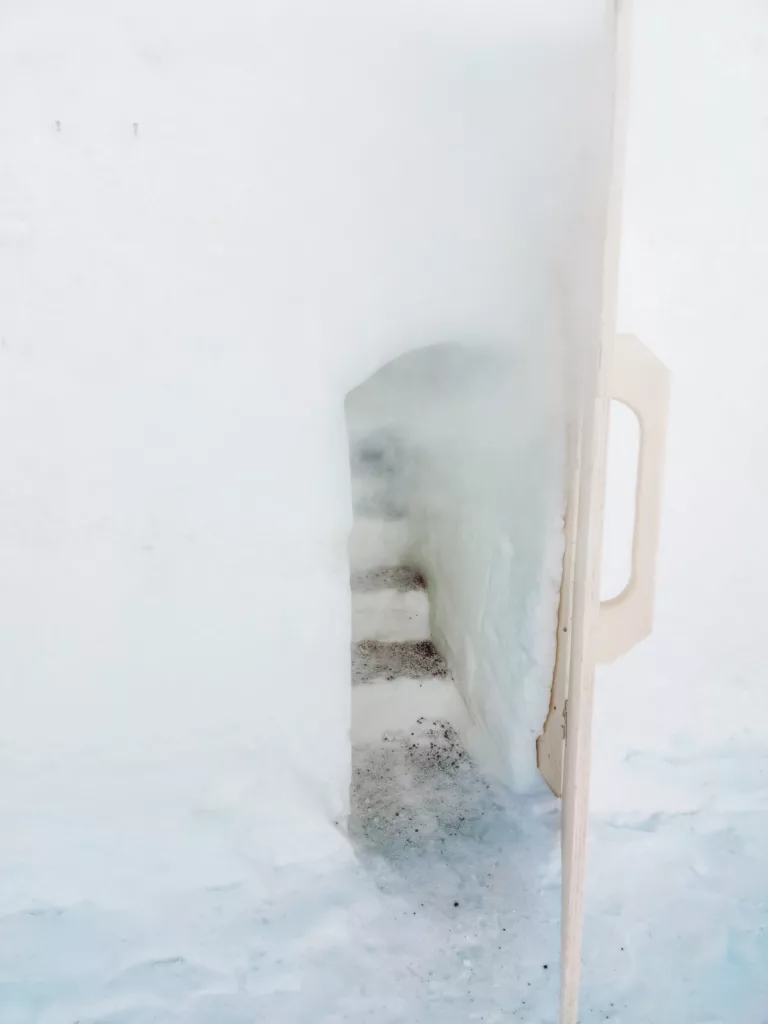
[558,3,633,1021]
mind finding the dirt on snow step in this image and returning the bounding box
[353,639,450,685]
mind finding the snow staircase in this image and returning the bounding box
[348,430,468,743]
[349,522,468,745]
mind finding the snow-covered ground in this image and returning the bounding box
[4,736,765,1023]
[583,749,768,1023]
[0,726,563,1023]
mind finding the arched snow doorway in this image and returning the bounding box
[345,341,568,792]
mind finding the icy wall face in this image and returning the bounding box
[0,0,613,909]
[407,348,567,790]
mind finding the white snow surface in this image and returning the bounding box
[1,722,565,1024]
[2,0,768,1022]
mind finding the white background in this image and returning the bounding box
[595,0,768,807]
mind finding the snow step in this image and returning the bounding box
[351,479,408,520]
[350,431,409,519]
[351,566,429,643]
[351,677,468,744]
[352,640,449,684]
[350,566,425,593]
[348,517,410,573]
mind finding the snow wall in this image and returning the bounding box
[0,0,614,908]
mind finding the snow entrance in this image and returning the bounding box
[346,342,567,790]
[341,341,567,1019]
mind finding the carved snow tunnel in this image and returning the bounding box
[345,342,569,795]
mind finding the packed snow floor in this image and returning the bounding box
[1,730,767,1023]
[583,745,768,1024]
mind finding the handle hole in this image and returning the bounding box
[601,399,640,601]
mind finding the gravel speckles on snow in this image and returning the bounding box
[352,641,450,684]
[344,720,562,1021]
[350,566,427,594]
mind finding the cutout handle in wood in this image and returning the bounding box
[596,333,670,664]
